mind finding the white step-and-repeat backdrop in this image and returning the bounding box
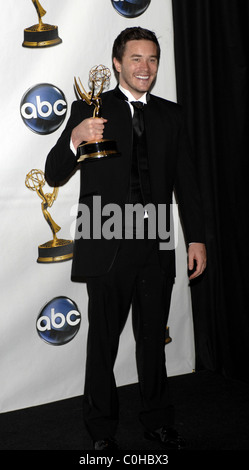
[0,0,194,413]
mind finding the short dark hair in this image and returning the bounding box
[112,27,161,64]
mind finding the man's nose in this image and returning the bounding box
[140,59,150,70]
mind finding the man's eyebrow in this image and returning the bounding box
[130,53,158,58]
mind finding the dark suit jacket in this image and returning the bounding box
[45,86,205,280]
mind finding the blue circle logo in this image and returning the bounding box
[36,297,81,345]
[20,83,67,135]
[111,0,151,18]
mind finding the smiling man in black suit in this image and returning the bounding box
[45,27,206,451]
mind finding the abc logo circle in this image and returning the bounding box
[36,297,81,345]
[20,83,67,135]
[111,0,151,18]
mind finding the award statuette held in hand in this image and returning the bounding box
[74,65,120,163]
[23,0,62,48]
[25,169,73,263]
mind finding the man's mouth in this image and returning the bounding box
[135,75,150,80]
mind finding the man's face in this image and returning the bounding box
[113,39,159,99]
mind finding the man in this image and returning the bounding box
[45,27,206,451]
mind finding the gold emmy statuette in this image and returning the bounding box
[74,65,120,163]
[23,0,62,48]
[25,169,73,263]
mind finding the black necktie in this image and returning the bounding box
[131,101,144,137]
[129,99,150,205]
[126,100,151,236]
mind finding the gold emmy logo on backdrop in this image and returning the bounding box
[25,169,73,263]
[74,65,120,162]
[22,0,62,48]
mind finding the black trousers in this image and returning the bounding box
[83,238,174,440]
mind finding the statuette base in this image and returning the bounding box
[23,23,62,48]
[77,139,120,163]
[37,239,73,263]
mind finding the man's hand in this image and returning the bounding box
[71,117,107,149]
[188,243,207,280]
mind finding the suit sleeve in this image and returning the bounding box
[45,100,85,186]
[174,110,205,245]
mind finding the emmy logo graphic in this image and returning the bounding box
[111,0,151,19]
[25,169,73,263]
[23,0,62,48]
[74,65,120,162]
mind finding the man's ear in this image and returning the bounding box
[113,57,121,73]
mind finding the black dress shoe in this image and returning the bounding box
[145,426,186,450]
[94,438,119,451]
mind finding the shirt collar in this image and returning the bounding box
[118,84,147,104]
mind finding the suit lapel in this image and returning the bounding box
[144,96,163,161]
